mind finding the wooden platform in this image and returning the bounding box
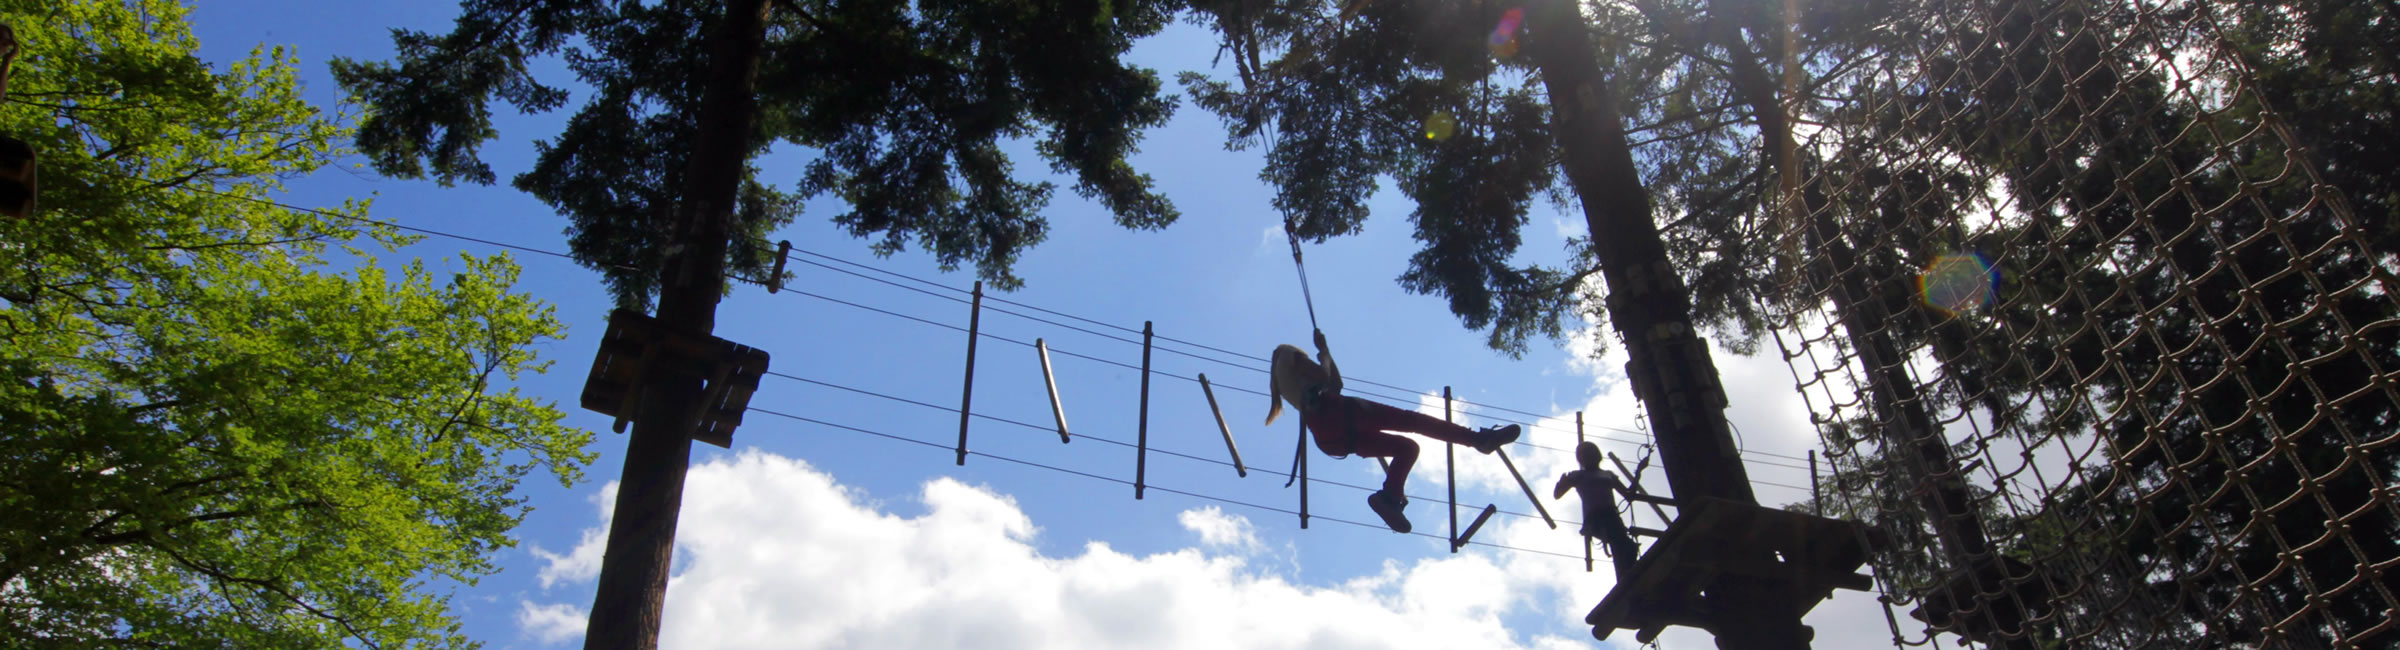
[580,309,769,447]
[1586,497,1880,643]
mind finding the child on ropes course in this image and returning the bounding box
[1266,330,1520,533]
[1554,441,1640,578]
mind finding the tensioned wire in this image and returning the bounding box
[168,183,1824,480]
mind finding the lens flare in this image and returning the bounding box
[1490,8,1524,58]
[1423,111,1458,141]
[1919,253,1998,316]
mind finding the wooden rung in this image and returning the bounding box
[1197,373,1245,477]
[1451,504,1498,551]
[767,240,791,293]
[1494,448,1556,529]
[1630,526,1668,538]
[1037,339,1071,444]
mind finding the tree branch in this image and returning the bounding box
[151,542,386,650]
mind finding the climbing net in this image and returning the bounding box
[1761,0,2400,647]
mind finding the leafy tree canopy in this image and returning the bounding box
[0,1,591,647]
[334,0,1186,306]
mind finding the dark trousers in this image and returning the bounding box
[1301,396,1481,495]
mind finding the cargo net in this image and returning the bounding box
[1757,0,2400,647]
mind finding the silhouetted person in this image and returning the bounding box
[1555,441,1639,578]
[1267,330,1520,533]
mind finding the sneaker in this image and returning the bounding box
[1471,424,1521,454]
[1367,490,1412,533]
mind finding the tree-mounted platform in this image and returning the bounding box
[1586,497,1882,645]
[579,309,770,447]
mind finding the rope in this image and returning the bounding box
[1281,221,1317,489]
[1284,225,1319,331]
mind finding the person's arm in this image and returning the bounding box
[1601,471,1628,500]
[1312,329,1343,391]
[1553,471,1577,499]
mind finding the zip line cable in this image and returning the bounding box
[744,405,1588,562]
[178,185,1821,473]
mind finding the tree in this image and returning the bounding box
[1774,0,2400,645]
[333,2,1192,648]
[0,1,592,647]
[331,0,1188,308]
[1190,0,2400,647]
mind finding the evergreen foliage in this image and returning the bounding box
[334,0,1188,306]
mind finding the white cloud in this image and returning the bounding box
[516,600,588,645]
[529,483,616,589]
[517,308,1911,650]
[1178,505,1262,552]
[532,450,1601,650]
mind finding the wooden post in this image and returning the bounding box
[1495,448,1556,528]
[1036,339,1070,444]
[1809,449,1821,516]
[767,240,790,293]
[1136,322,1152,499]
[955,281,983,466]
[1446,387,1458,553]
[1198,373,1246,477]
[1578,409,1587,573]
[582,1,769,648]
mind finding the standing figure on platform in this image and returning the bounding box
[1555,441,1639,578]
[1267,330,1521,534]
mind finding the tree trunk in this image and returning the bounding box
[581,0,770,648]
[1521,3,1811,647]
[1522,0,1754,510]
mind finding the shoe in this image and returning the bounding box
[1471,424,1521,454]
[1367,490,1412,533]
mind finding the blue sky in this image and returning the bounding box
[184,3,1919,648]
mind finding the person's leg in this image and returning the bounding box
[1347,428,1419,495]
[1346,398,1480,446]
[1347,397,1522,453]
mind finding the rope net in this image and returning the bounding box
[1754,0,2400,647]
